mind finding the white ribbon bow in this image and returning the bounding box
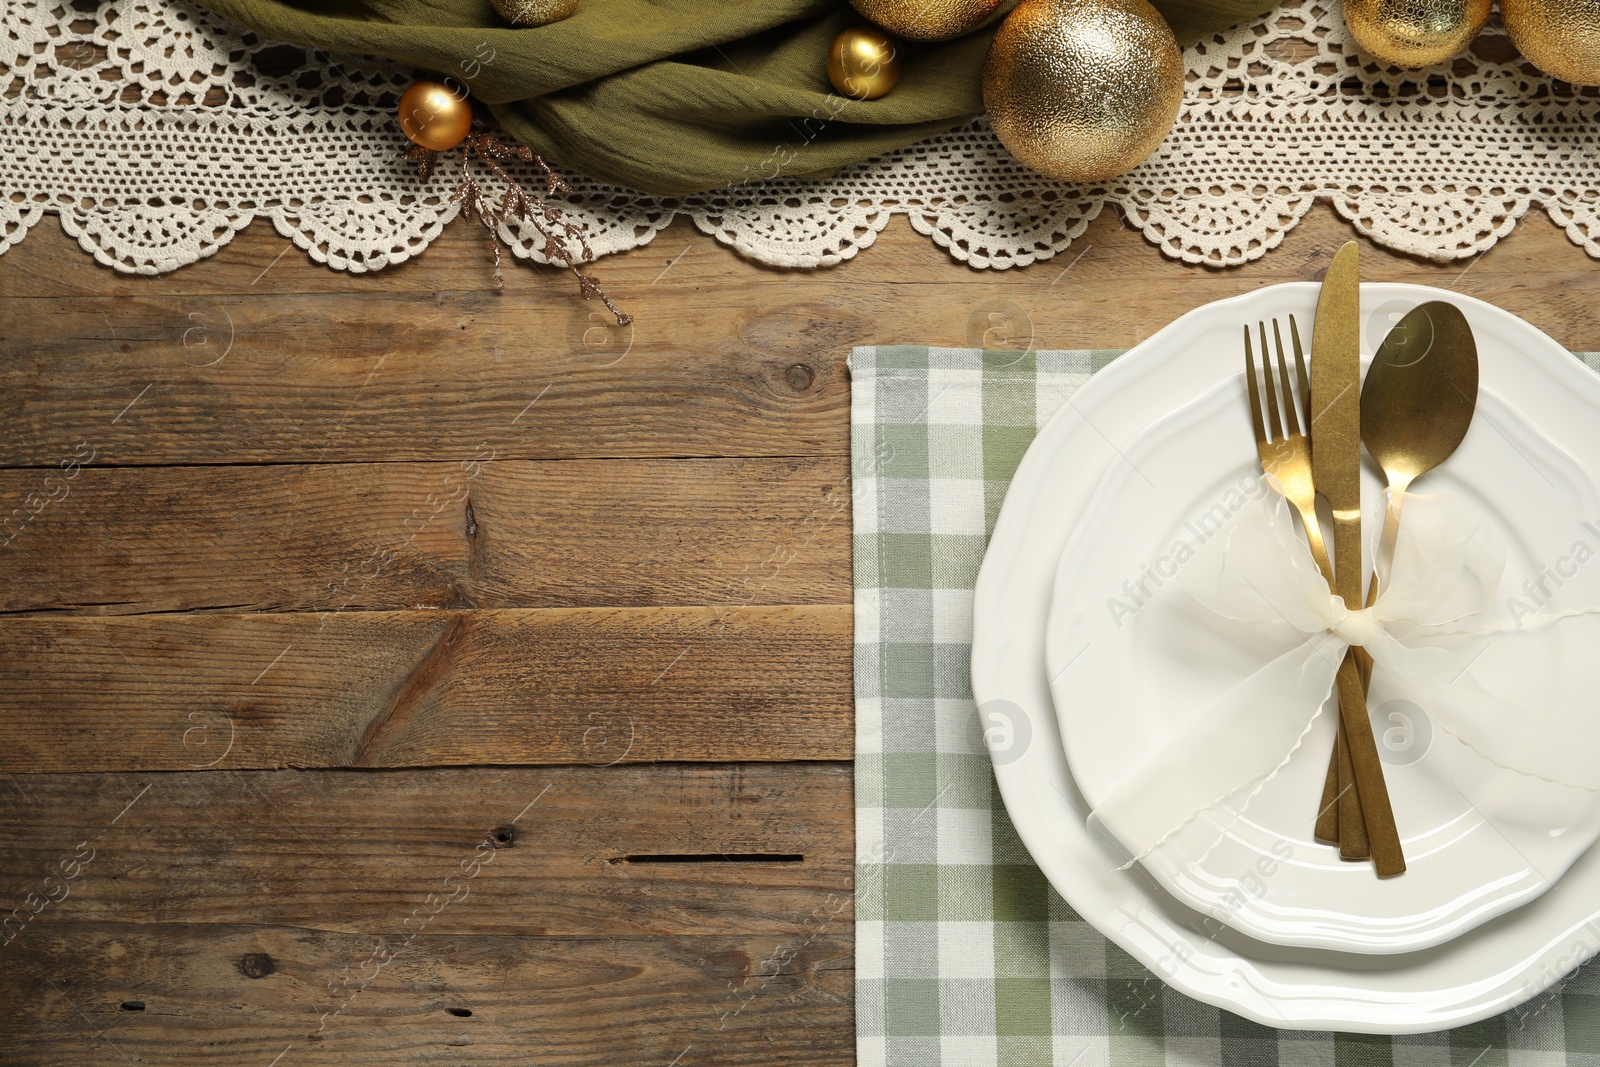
[1087,480,1600,867]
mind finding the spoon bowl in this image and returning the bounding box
[1361,302,1479,495]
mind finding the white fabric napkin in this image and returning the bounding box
[1087,480,1600,869]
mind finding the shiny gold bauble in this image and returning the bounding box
[1502,0,1600,85]
[398,80,473,152]
[982,0,1183,183]
[848,0,1005,41]
[491,0,579,27]
[1343,0,1490,68]
[827,27,901,99]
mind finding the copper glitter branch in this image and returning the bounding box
[406,133,631,326]
[404,142,440,184]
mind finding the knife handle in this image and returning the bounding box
[1334,651,1404,876]
[1336,719,1369,860]
[1330,510,1402,872]
[1313,718,1369,858]
[1321,497,1397,850]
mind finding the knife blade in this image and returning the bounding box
[1310,240,1405,877]
[1310,242,1364,587]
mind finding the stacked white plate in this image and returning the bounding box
[971,283,1600,1033]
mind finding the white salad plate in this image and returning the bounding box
[1046,376,1600,953]
[971,282,1600,1033]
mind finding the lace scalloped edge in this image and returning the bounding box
[12,191,1600,278]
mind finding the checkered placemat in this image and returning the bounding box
[850,345,1600,1067]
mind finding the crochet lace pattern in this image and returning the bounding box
[5,0,1598,275]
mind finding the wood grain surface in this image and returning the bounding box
[5,198,1600,1065]
[0,765,850,935]
[0,765,850,1065]
[3,925,852,1066]
[0,606,852,771]
[0,458,851,615]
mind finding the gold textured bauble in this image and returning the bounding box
[827,27,901,100]
[1343,0,1490,69]
[848,0,1005,42]
[492,0,578,27]
[398,81,473,152]
[982,0,1183,183]
[1502,0,1600,85]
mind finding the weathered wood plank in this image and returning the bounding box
[0,282,850,467]
[0,765,852,937]
[0,457,851,614]
[0,924,853,1066]
[0,606,852,771]
[5,209,1598,468]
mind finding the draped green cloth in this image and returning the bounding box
[195,0,1276,194]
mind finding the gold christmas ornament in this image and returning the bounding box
[1343,0,1490,69]
[398,80,473,152]
[982,0,1183,183]
[1502,0,1600,85]
[827,27,901,99]
[848,0,1005,41]
[492,0,579,27]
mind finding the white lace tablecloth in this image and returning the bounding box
[4,0,1600,275]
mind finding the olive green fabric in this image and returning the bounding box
[195,0,1277,194]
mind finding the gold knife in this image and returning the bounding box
[1309,247,1366,857]
[1309,241,1406,877]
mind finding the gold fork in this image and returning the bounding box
[1245,317,1367,856]
[1245,318,1332,579]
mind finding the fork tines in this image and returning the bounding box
[1245,325,1268,445]
[1246,316,1311,442]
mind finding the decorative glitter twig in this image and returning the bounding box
[406,133,631,326]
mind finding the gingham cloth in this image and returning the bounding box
[850,345,1600,1067]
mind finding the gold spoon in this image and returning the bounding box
[1315,301,1479,843]
[1360,301,1480,601]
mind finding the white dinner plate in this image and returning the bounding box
[1046,376,1600,953]
[971,282,1600,1032]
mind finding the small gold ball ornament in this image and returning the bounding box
[492,0,579,27]
[827,27,901,99]
[1343,0,1490,68]
[1502,0,1600,85]
[848,0,1005,41]
[983,0,1183,183]
[398,80,473,152]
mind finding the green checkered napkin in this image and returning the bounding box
[850,345,1600,1067]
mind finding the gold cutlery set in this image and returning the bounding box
[1244,241,1480,877]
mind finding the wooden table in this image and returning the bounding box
[1,205,1596,1064]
